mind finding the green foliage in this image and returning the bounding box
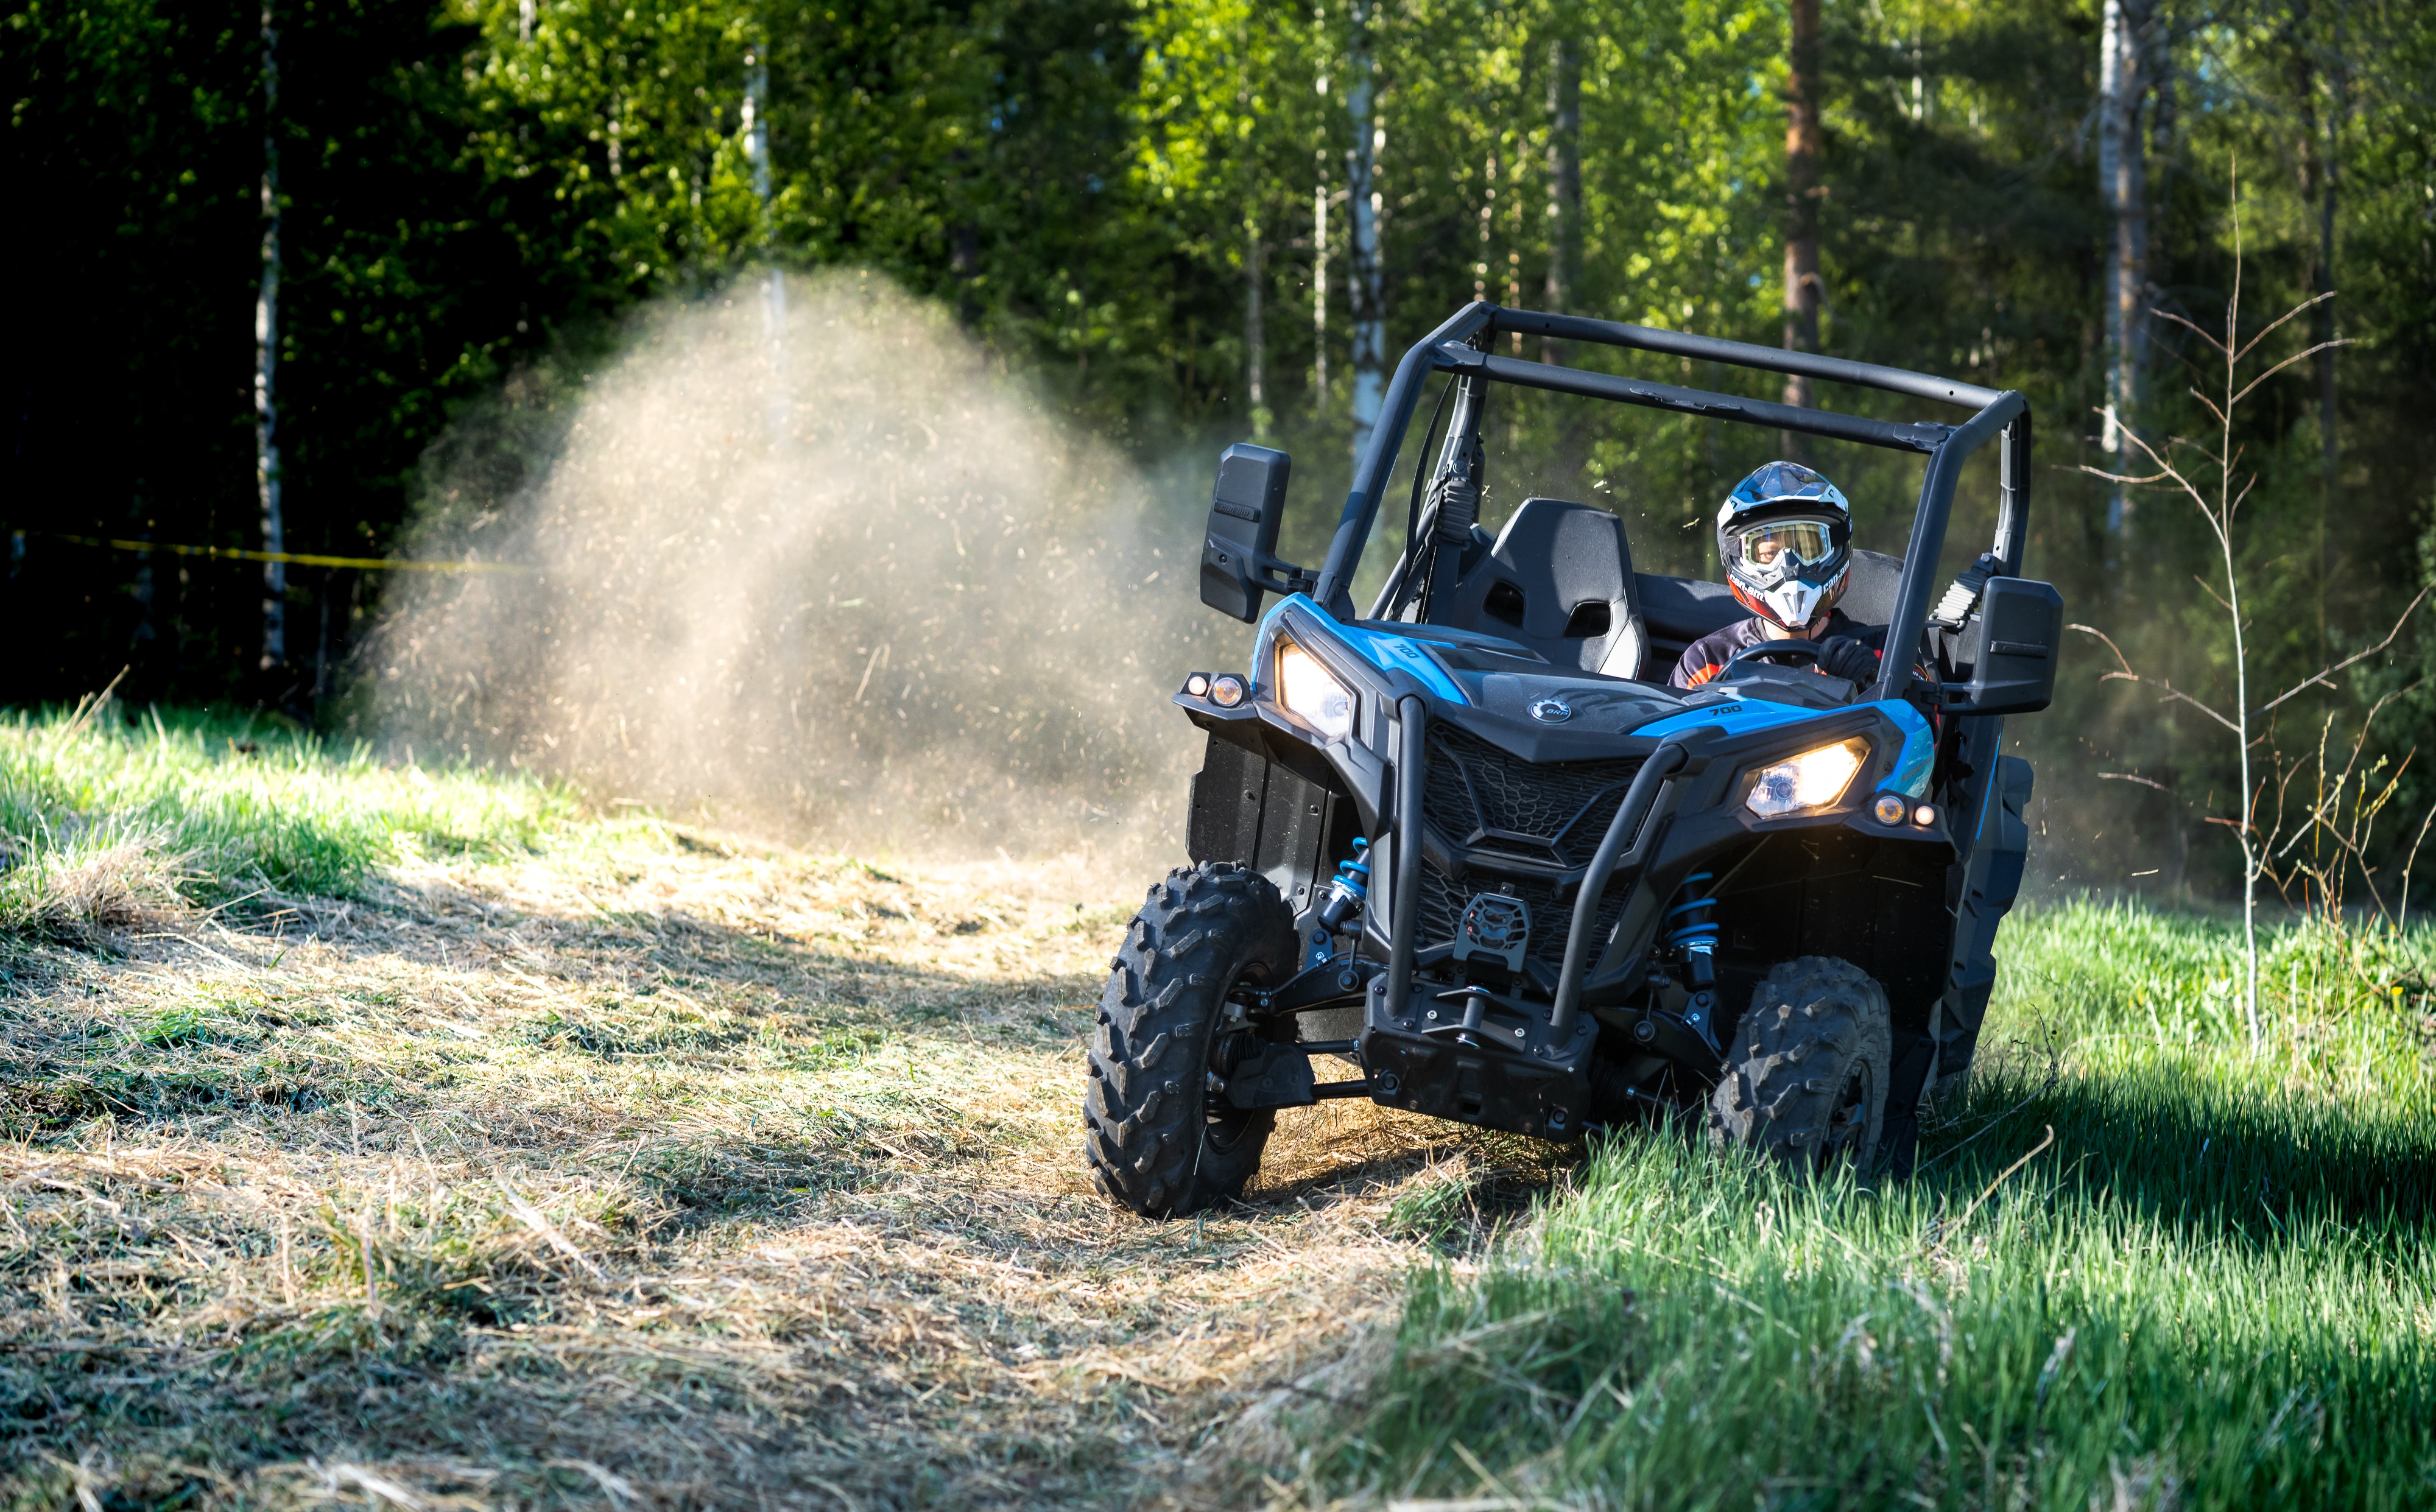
[1289,899,2436,1508]
[7,0,2436,895]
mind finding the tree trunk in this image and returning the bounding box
[1347,0,1385,465]
[1312,162,1329,402]
[2313,10,2346,662]
[2098,0,2152,538]
[2143,12,2177,292]
[745,44,772,209]
[2292,26,2325,658]
[745,39,787,442]
[255,0,284,678]
[1245,211,1267,436]
[1782,0,1822,420]
[1476,152,1496,304]
[1541,32,1580,365]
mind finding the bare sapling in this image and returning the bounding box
[2068,170,2427,1050]
[2260,695,2432,929]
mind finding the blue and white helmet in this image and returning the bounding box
[1716,460,1854,630]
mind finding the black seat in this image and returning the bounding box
[1439,498,1649,679]
[1834,546,1904,627]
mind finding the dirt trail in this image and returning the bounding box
[0,829,1562,1508]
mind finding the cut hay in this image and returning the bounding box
[0,824,1542,1508]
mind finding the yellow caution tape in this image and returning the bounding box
[23,531,534,574]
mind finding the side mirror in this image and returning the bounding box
[1200,443,1292,622]
[1946,577,2064,714]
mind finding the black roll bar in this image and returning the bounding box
[1489,308,2007,409]
[1316,303,1496,610]
[1463,348,1954,455]
[1868,390,2027,699]
[1309,302,2032,709]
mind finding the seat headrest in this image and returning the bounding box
[1437,498,1647,677]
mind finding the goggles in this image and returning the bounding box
[1735,519,1839,583]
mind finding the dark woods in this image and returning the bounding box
[4,0,2434,901]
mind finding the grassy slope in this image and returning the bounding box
[0,706,570,937]
[5,711,2431,1510]
[0,711,1530,1510]
[1287,910,2436,1509]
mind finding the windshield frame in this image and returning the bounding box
[1309,303,2030,705]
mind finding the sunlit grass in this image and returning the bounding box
[0,703,576,939]
[9,716,2433,1505]
[0,715,1440,1510]
[1291,901,2436,1510]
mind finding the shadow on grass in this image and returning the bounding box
[0,874,1100,1127]
[1916,1055,2435,1248]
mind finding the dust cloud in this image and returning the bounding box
[365,270,1230,868]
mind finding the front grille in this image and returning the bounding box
[1416,723,1643,974]
[1418,866,1630,976]
[1421,724,1643,868]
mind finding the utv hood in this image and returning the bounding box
[1218,594,1932,794]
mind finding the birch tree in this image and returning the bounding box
[1346,0,1385,463]
[255,0,284,677]
[744,29,787,443]
[1781,0,1822,413]
[1540,26,1580,365]
[2097,0,2156,536]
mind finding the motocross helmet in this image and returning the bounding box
[1716,460,1853,630]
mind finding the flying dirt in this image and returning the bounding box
[367,270,1226,865]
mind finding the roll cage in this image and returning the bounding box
[1308,302,2032,703]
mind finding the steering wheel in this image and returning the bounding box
[1722,639,1826,676]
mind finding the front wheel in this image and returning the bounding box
[1085,862,1298,1217]
[1709,957,1893,1171]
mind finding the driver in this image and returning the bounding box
[1671,460,1885,690]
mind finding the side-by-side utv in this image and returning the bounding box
[1084,303,2059,1217]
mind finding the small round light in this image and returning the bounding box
[1185,673,1211,698]
[1210,675,1246,708]
[1913,803,1938,828]
[1873,793,1908,825]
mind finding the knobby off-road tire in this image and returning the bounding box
[1709,957,1893,1172]
[1085,862,1298,1218]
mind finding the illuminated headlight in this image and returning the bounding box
[1276,639,1356,740]
[1745,737,1868,818]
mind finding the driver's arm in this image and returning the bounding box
[1671,624,1747,689]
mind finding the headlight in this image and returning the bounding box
[1276,639,1356,740]
[1745,737,1868,818]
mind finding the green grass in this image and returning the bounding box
[1290,902,2436,1510]
[9,714,2434,1506]
[0,703,575,939]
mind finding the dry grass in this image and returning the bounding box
[0,829,188,945]
[0,822,1558,1510]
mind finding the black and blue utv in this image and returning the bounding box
[1085,303,2060,1217]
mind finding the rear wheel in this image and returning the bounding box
[1709,957,1892,1171]
[1085,862,1298,1217]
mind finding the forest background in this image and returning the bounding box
[5,0,2435,904]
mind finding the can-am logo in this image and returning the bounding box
[1529,697,1572,723]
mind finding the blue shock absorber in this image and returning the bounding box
[1310,839,1372,966]
[1666,872,1719,990]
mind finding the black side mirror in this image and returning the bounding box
[1200,443,1292,622]
[1947,577,2064,714]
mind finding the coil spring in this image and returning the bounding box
[1666,872,1719,954]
